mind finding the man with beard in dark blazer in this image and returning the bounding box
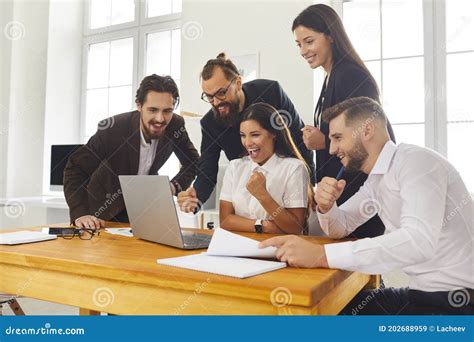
[64,74,199,229]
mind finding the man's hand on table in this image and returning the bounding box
[259,235,329,268]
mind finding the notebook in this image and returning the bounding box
[157,253,286,279]
[157,228,286,278]
[0,231,57,245]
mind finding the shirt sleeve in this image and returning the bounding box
[282,162,309,208]
[219,161,234,202]
[324,150,449,275]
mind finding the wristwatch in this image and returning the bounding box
[254,219,263,234]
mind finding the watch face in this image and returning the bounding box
[255,225,263,234]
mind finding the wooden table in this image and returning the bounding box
[0,223,376,315]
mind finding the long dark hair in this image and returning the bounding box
[241,103,314,210]
[292,4,380,98]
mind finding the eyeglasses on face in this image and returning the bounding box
[201,77,237,103]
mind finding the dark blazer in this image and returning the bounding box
[315,60,396,238]
[193,79,316,205]
[64,111,199,223]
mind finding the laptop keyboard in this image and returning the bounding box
[183,233,212,246]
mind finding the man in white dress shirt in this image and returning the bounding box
[260,97,473,314]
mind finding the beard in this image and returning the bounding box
[140,116,167,140]
[212,99,241,127]
[345,138,369,172]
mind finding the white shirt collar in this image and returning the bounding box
[369,140,397,175]
[250,153,280,173]
[140,128,158,147]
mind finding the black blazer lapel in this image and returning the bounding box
[127,112,141,175]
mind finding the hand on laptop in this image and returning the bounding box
[74,215,105,230]
[177,187,200,213]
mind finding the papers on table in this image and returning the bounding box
[157,228,286,278]
[205,227,277,258]
[0,231,57,245]
[104,228,133,237]
[158,253,286,279]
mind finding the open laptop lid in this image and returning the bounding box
[119,175,185,248]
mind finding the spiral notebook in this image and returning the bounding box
[157,228,287,278]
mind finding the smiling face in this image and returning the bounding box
[137,91,175,141]
[328,113,369,172]
[201,67,242,126]
[240,119,276,166]
[294,25,333,71]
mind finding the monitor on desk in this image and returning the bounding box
[50,144,82,191]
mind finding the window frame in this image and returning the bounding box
[329,0,473,193]
[80,0,181,142]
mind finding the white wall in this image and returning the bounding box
[42,0,83,195]
[0,0,14,198]
[0,0,83,199]
[180,0,315,154]
[4,0,50,197]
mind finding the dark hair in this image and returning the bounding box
[292,4,380,98]
[241,103,314,211]
[135,74,180,106]
[200,52,240,81]
[322,96,387,126]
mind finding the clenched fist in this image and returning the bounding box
[246,171,268,201]
[315,177,346,214]
[301,125,326,151]
[177,187,199,213]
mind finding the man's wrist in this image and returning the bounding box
[317,204,332,214]
[315,244,329,268]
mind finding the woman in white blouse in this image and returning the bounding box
[219,102,313,234]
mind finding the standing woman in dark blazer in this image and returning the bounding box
[292,4,395,238]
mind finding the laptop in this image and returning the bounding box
[119,175,211,250]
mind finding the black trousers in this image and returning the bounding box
[342,287,474,315]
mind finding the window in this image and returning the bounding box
[82,0,182,177]
[89,0,136,29]
[331,0,474,192]
[445,0,474,191]
[342,0,425,147]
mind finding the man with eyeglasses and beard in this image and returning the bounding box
[177,52,315,214]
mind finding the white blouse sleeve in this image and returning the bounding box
[282,161,309,208]
[219,161,234,202]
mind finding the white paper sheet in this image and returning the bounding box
[104,228,133,237]
[0,231,57,245]
[158,253,286,279]
[205,228,277,259]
